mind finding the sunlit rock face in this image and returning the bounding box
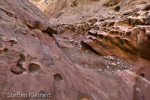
[32,0,150,24]
[0,0,150,100]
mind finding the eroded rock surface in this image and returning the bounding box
[31,0,150,99]
[0,0,150,100]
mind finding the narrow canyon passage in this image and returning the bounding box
[0,0,150,100]
[30,0,150,99]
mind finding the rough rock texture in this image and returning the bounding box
[34,0,150,76]
[0,0,150,100]
[30,0,150,100]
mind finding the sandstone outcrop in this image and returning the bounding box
[0,0,150,100]
[31,0,150,99]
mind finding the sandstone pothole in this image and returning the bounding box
[19,54,26,62]
[4,48,9,53]
[80,96,90,100]
[54,73,63,81]
[114,6,120,12]
[9,40,18,44]
[29,63,41,73]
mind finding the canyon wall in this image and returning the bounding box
[34,0,150,79]
[0,0,150,100]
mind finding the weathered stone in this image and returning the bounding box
[1,0,150,100]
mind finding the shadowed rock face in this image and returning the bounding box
[0,0,150,100]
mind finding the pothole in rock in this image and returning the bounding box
[54,73,63,81]
[78,92,90,100]
[114,6,120,12]
[19,54,26,62]
[71,1,77,7]
[29,63,41,73]
[4,48,9,53]
[9,40,18,44]
[80,96,90,100]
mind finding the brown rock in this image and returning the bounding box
[1,0,150,100]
